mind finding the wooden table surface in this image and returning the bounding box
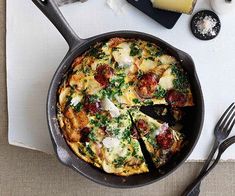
[1,0,235,195]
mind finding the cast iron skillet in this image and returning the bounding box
[32,0,204,188]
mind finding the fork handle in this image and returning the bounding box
[182,150,222,196]
[181,140,220,196]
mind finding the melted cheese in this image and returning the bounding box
[158,55,177,65]
[69,72,86,90]
[90,45,112,71]
[139,59,156,72]
[59,87,70,106]
[102,137,120,149]
[101,97,120,117]
[112,42,134,68]
[102,160,115,173]
[70,94,83,106]
[102,137,128,164]
[115,86,139,105]
[152,98,168,105]
[102,44,111,55]
[158,68,175,90]
[85,76,103,95]
[105,140,127,157]
[91,58,110,71]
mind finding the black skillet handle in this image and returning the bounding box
[32,0,84,49]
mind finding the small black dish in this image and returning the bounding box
[191,10,221,40]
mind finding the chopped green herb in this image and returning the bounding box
[74,102,83,112]
[114,62,119,69]
[171,65,189,93]
[145,56,155,61]
[138,156,145,161]
[86,144,95,157]
[116,115,123,124]
[154,86,167,99]
[155,50,163,57]
[122,129,131,141]
[95,113,102,120]
[113,128,120,136]
[88,47,106,59]
[90,119,100,127]
[146,134,158,147]
[78,148,86,156]
[112,47,121,51]
[82,66,91,74]
[132,98,140,104]
[88,94,98,103]
[132,142,140,158]
[130,43,141,56]
[66,94,73,105]
[144,100,154,105]
[92,114,110,127]
[113,156,126,168]
[146,43,164,57]
[110,76,125,87]
[137,70,144,79]
[88,131,97,142]
[104,74,126,99]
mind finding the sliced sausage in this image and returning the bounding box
[166,90,187,107]
[108,37,126,48]
[130,126,140,140]
[136,73,158,98]
[136,119,150,136]
[94,64,114,87]
[80,127,91,143]
[83,96,101,115]
[156,130,174,150]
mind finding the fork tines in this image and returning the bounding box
[216,102,235,135]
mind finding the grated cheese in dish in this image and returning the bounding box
[196,15,218,36]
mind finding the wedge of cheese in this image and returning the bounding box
[151,0,197,14]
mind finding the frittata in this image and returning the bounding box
[57,38,194,176]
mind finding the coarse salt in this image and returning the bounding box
[195,15,217,36]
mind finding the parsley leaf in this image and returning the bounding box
[113,157,126,168]
[74,102,83,112]
[88,47,106,59]
[122,129,131,142]
[144,100,154,105]
[171,65,189,93]
[130,43,141,56]
[154,86,167,99]
[132,98,140,104]
[88,131,97,142]
[86,144,95,157]
[137,70,144,79]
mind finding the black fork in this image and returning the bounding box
[182,102,235,196]
[182,135,235,195]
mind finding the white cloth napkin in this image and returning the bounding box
[7,0,235,160]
